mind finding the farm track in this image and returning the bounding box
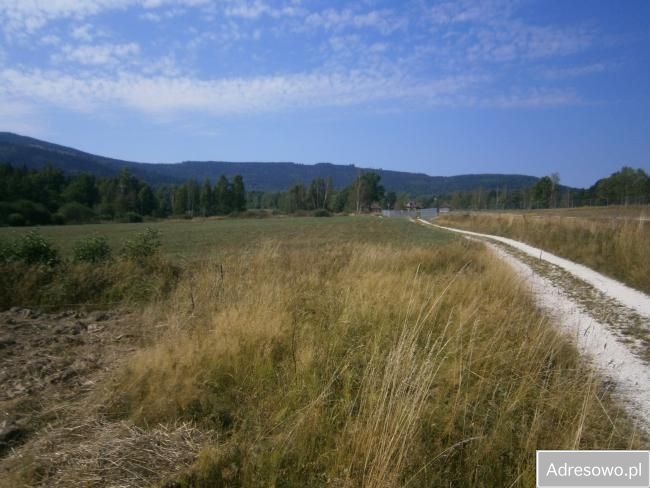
[417,218,650,430]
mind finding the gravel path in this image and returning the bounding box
[417,219,650,429]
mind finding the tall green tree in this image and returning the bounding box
[214,175,232,214]
[351,171,384,212]
[594,167,649,205]
[185,179,200,216]
[199,178,213,216]
[532,176,553,208]
[173,184,188,215]
[155,186,172,217]
[137,186,157,215]
[62,173,99,208]
[307,177,330,210]
[383,191,397,210]
[286,184,307,213]
[114,168,139,216]
[30,164,66,211]
[231,174,246,212]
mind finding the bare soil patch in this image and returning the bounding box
[0,308,142,456]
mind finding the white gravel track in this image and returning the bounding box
[426,221,650,320]
[418,218,650,429]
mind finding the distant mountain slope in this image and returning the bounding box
[0,132,539,194]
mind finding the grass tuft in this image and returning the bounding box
[104,238,642,486]
[437,211,650,293]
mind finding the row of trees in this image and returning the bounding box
[2,162,647,225]
[0,163,246,226]
[165,174,246,217]
[247,172,389,214]
[441,166,650,210]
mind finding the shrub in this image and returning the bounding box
[228,210,270,219]
[0,239,16,263]
[8,213,26,226]
[312,209,331,217]
[73,236,112,264]
[58,202,97,224]
[12,231,60,266]
[123,212,143,223]
[0,202,12,224]
[121,227,162,263]
[10,200,52,225]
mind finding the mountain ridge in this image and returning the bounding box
[0,132,540,195]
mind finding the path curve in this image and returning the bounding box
[425,221,650,319]
[417,218,650,429]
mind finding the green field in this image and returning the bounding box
[0,216,454,258]
[2,212,644,487]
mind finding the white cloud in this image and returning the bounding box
[462,23,593,63]
[538,63,607,80]
[0,0,604,120]
[0,68,480,116]
[139,7,187,22]
[485,89,581,108]
[52,43,141,66]
[224,1,303,19]
[71,24,95,42]
[0,0,210,35]
[0,96,44,135]
[40,34,61,45]
[305,8,406,35]
[428,0,517,25]
[424,0,594,64]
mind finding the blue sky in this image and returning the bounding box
[0,0,649,187]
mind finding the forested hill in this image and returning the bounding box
[0,132,538,195]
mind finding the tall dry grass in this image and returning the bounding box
[437,212,650,294]
[97,238,643,486]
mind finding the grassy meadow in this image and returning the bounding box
[1,215,646,486]
[437,210,650,294]
[488,204,650,221]
[0,216,451,259]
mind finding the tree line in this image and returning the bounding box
[247,172,390,214]
[439,166,650,210]
[2,162,648,226]
[0,163,246,226]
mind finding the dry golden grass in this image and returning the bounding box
[496,204,650,221]
[3,420,210,487]
[437,212,650,294]
[96,238,644,486]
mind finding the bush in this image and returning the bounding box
[11,232,60,266]
[8,213,25,226]
[0,257,181,310]
[0,202,12,224]
[58,202,97,224]
[228,210,270,219]
[121,227,162,263]
[73,236,112,264]
[123,212,143,223]
[312,209,331,217]
[0,239,15,263]
[10,200,52,225]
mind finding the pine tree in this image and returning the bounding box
[214,175,232,215]
[231,175,246,212]
[199,178,213,216]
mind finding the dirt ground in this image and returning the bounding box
[0,307,143,455]
[0,307,206,487]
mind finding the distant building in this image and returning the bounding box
[405,201,422,210]
[370,202,383,213]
